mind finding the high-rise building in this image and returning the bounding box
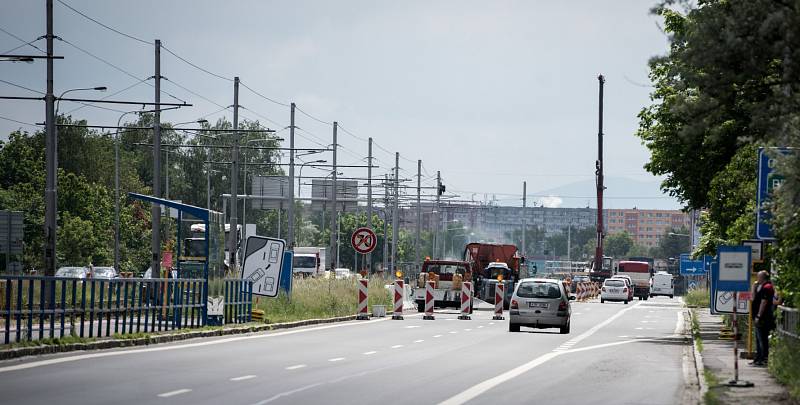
[605,208,690,247]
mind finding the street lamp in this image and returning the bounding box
[298,159,327,197]
[170,118,208,127]
[50,86,106,273]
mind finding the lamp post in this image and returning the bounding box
[298,159,326,197]
[51,86,105,274]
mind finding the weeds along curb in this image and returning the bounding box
[689,309,709,400]
[0,313,374,361]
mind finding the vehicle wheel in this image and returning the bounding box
[624,300,629,305]
[416,301,424,312]
[601,299,605,304]
[670,295,674,299]
[644,295,648,300]
[560,322,570,334]
[509,323,520,333]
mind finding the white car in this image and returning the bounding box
[509,278,574,334]
[650,271,674,298]
[601,278,629,304]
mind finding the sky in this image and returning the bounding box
[0,0,680,210]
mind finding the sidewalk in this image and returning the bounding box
[695,310,796,404]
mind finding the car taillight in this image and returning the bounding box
[511,299,518,309]
[623,288,628,293]
[558,300,567,311]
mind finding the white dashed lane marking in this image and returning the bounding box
[230,375,257,381]
[285,365,306,370]
[363,351,377,356]
[328,358,345,362]
[414,340,424,343]
[433,335,442,338]
[158,389,191,398]
[391,345,404,349]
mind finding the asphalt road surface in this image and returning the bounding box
[0,296,690,405]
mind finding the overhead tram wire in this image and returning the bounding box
[161,45,232,83]
[239,81,290,107]
[0,79,45,95]
[0,115,41,127]
[57,37,186,104]
[62,77,151,116]
[0,26,46,54]
[56,0,152,46]
[295,105,333,126]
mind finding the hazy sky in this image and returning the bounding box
[0,0,679,209]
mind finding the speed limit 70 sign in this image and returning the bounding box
[351,227,377,254]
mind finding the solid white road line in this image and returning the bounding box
[230,375,257,381]
[328,357,345,362]
[285,365,306,370]
[157,389,191,398]
[0,316,402,374]
[363,351,377,355]
[439,301,642,405]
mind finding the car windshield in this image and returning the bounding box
[487,266,509,279]
[93,267,116,277]
[517,281,561,299]
[425,264,466,275]
[56,267,85,277]
[605,280,624,287]
[294,256,317,268]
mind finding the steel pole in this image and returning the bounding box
[391,152,400,272]
[366,137,373,273]
[229,77,240,271]
[522,181,527,257]
[383,174,389,273]
[288,103,296,248]
[330,122,338,269]
[151,39,162,280]
[594,74,605,275]
[415,159,421,273]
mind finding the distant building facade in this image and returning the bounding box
[605,208,690,247]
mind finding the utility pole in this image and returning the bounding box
[43,0,56,311]
[522,181,527,257]
[366,137,373,273]
[330,122,338,269]
[229,77,240,272]
[415,159,422,273]
[382,174,389,273]
[391,152,400,272]
[151,39,162,281]
[567,221,572,263]
[595,74,605,274]
[288,103,296,249]
[435,171,441,259]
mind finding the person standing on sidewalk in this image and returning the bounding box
[750,270,775,366]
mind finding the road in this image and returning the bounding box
[0,296,690,405]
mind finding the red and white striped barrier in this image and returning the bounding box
[392,280,404,320]
[458,281,472,320]
[357,279,369,320]
[493,282,505,320]
[423,280,435,320]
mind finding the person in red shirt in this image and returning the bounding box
[750,270,775,367]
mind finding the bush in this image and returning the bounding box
[253,276,393,324]
[770,333,800,400]
[685,288,710,308]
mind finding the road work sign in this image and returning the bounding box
[351,227,377,254]
[241,236,286,297]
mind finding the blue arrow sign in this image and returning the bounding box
[679,253,706,275]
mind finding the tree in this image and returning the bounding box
[604,232,634,258]
[654,227,691,260]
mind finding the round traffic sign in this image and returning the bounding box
[351,227,377,254]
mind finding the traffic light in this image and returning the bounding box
[438,184,446,195]
[531,264,538,275]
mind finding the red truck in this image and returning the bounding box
[462,243,523,308]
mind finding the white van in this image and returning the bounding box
[650,271,674,298]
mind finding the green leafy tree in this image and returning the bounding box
[604,232,634,258]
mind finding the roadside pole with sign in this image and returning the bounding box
[351,227,377,277]
[741,239,765,358]
[711,245,754,387]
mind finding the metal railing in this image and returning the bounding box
[0,276,207,345]
[223,279,253,324]
[778,305,799,340]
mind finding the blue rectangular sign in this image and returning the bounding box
[757,147,793,240]
[679,253,706,275]
[712,245,751,292]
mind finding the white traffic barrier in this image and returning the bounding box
[458,281,472,320]
[357,279,369,320]
[493,283,505,320]
[392,280,404,320]
[423,280,435,320]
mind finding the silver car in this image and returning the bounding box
[509,278,574,334]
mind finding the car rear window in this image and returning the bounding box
[605,280,624,287]
[517,282,561,299]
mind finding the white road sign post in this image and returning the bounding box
[241,236,286,298]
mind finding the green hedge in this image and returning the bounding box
[770,333,800,400]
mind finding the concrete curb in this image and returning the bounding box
[689,309,709,400]
[0,314,366,361]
